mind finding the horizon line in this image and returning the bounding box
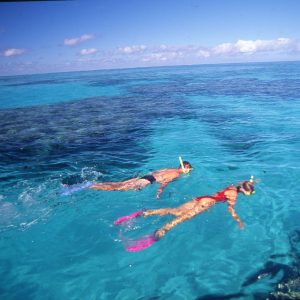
[1,59,299,78]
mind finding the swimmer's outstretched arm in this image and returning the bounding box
[154,213,194,239]
[225,191,244,229]
[156,181,171,199]
[227,204,244,229]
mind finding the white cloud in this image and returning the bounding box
[4,37,300,75]
[3,48,26,57]
[64,34,94,46]
[159,44,168,50]
[117,45,147,54]
[196,49,210,58]
[112,38,300,67]
[213,43,235,55]
[213,38,296,55]
[141,45,208,62]
[142,53,168,62]
[80,48,98,55]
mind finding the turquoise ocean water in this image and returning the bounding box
[0,62,300,299]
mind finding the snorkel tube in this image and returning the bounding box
[179,156,190,174]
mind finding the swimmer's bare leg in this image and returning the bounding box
[143,208,175,217]
[90,182,122,191]
[155,213,193,240]
[91,178,150,191]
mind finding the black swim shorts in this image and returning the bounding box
[141,175,156,184]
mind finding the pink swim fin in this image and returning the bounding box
[125,233,157,252]
[114,211,143,225]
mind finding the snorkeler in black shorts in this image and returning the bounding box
[90,159,192,198]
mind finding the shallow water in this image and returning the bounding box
[0,62,300,299]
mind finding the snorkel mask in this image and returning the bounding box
[179,156,192,174]
[243,176,256,196]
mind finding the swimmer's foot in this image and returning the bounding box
[114,211,143,225]
[125,232,157,252]
[61,181,93,196]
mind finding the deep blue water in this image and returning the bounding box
[0,62,300,299]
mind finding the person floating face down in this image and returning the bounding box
[114,177,257,252]
[90,161,193,198]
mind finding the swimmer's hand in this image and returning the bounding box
[154,228,166,240]
[156,189,163,199]
[238,221,244,230]
[156,182,168,199]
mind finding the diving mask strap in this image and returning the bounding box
[246,175,256,195]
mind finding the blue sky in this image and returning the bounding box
[1,0,300,75]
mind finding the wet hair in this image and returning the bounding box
[237,181,254,194]
[181,161,192,169]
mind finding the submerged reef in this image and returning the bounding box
[243,230,300,299]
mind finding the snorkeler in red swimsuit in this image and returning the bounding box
[195,185,238,202]
[114,177,257,251]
